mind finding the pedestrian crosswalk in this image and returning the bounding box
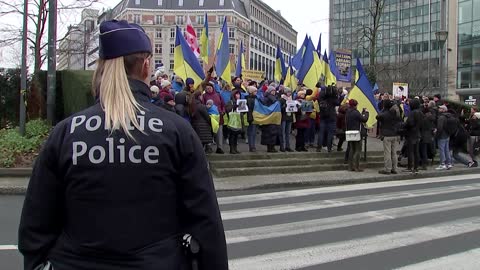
[219,175,480,270]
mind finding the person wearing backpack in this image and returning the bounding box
[435,105,454,170]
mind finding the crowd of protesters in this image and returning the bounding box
[149,70,480,173]
[376,93,479,175]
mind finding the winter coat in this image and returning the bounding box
[295,98,311,129]
[468,116,480,136]
[437,112,453,140]
[174,92,189,120]
[421,108,436,143]
[246,94,256,123]
[191,99,213,144]
[346,108,369,134]
[405,99,424,142]
[318,90,340,121]
[376,109,402,137]
[280,95,294,122]
[336,104,348,132]
[203,90,225,125]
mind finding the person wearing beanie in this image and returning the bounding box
[280,87,294,152]
[161,94,176,112]
[376,99,402,175]
[158,80,174,101]
[246,86,258,152]
[346,99,369,172]
[18,20,228,270]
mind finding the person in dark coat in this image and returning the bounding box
[435,105,453,170]
[246,86,258,152]
[261,86,281,152]
[317,86,340,152]
[225,90,243,154]
[280,88,294,152]
[346,99,369,172]
[190,91,213,153]
[295,90,310,152]
[174,90,190,122]
[18,20,227,270]
[376,99,402,174]
[420,104,436,169]
[336,103,348,152]
[405,98,424,173]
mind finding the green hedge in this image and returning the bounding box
[0,119,51,167]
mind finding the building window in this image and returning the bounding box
[155,28,162,39]
[197,15,205,24]
[228,28,235,38]
[170,43,175,54]
[157,0,163,5]
[135,0,140,5]
[199,0,204,6]
[155,43,162,54]
[170,60,174,70]
[133,14,141,24]
[178,0,183,6]
[154,59,163,69]
[219,0,224,6]
[170,28,175,38]
[155,15,163,25]
[197,28,203,37]
[218,15,225,24]
[176,15,184,25]
[229,44,235,54]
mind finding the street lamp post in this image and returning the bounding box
[435,30,448,99]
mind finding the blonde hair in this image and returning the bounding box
[92,53,150,139]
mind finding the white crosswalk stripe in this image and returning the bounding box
[222,175,480,270]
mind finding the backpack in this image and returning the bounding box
[444,114,460,136]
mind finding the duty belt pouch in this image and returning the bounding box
[181,234,200,270]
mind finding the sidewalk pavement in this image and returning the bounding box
[2,166,480,195]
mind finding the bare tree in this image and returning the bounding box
[0,0,101,72]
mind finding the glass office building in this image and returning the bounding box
[457,0,480,90]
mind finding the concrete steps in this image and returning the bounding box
[208,151,385,177]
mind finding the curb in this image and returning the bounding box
[213,167,480,192]
[0,168,32,177]
[2,168,480,195]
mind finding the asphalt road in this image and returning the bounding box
[2,174,480,269]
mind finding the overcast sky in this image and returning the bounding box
[0,0,329,68]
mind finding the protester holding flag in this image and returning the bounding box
[346,99,369,172]
[260,86,281,152]
[203,82,226,154]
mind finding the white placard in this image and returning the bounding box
[286,100,298,113]
[392,82,409,98]
[236,99,248,113]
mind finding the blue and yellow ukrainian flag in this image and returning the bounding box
[297,38,322,90]
[323,50,337,86]
[174,26,205,89]
[275,44,287,82]
[215,17,231,83]
[200,13,209,65]
[284,58,297,91]
[348,58,379,128]
[235,41,245,77]
[316,33,322,58]
[252,99,282,125]
[292,35,309,70]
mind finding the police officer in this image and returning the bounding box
[18,20,228,270]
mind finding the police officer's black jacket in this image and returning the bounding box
[18,79,228,270]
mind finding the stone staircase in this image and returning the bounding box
[208,151,385,178]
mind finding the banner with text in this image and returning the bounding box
[335,50,353,82]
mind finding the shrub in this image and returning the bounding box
[0,119,51,167]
